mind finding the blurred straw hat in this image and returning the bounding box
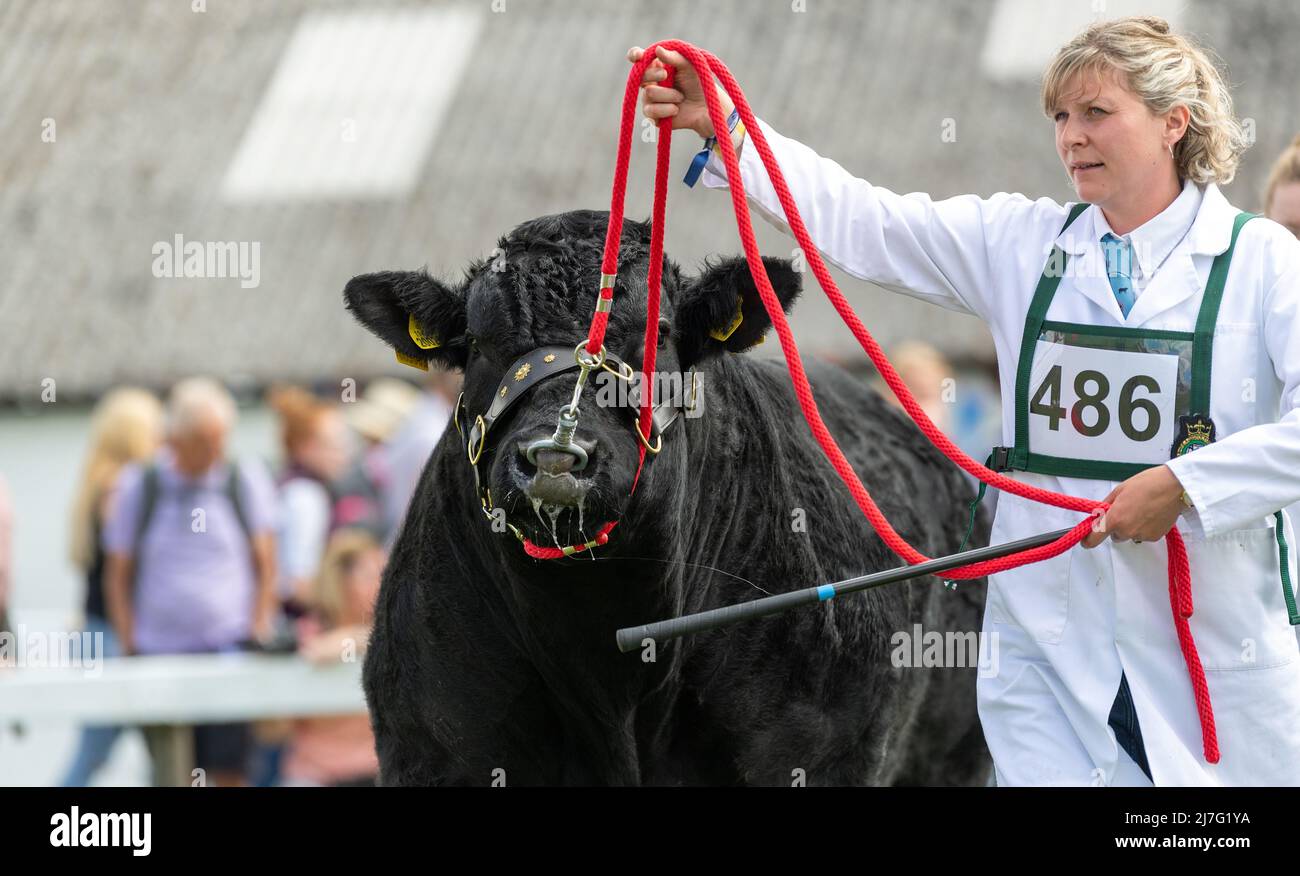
[345,378,419,443]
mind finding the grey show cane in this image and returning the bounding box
[615,526,1077,652]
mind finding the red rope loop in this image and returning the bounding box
[539,40,1218,765]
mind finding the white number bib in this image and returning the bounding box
[1027,341,1179,465]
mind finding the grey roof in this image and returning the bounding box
[2,0,1297,401]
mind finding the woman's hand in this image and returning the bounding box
[1082,464,1187,548]
[627,45,734,140]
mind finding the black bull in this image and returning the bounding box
[344,209,993,786]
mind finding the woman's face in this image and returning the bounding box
[300,409,351,482]
[1267,181,1300,239]
[1053,67,1179,209]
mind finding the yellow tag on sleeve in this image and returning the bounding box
[408,314,441,349]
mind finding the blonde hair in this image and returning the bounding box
[1264,134,1300,214]
[69,387,164,570]
[1041,16,1249,185]
[311,529,381,628]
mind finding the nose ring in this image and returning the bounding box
[525,404,589,471]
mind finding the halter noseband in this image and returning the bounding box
[453,340,699,553]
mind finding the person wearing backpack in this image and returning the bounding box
[102,377,279,786]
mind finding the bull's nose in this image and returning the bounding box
[517,435,598,476]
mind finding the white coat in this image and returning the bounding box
[699,117,1300,786]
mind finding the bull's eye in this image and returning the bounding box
[465,333,479,359]
[657,318,671,349]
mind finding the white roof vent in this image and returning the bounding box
[221,6,483,202]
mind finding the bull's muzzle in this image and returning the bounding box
[524,404,589,472]
[520,426,598,476]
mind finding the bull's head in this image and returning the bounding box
[344,210,800,552]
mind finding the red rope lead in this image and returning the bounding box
[527,42,1206,759]
[678,41,1214,763]
[552,40,1217,765]
[522,63,677,560]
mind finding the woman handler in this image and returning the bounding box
[630,16,1300,786]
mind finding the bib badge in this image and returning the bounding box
[1171,413,1216,457]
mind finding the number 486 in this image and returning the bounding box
[1030,365,1161,441]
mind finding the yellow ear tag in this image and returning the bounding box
[709,293,744,342]
[408,314,442,350]
[394,350,429,371]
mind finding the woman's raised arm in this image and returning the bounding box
[631,44,1067,323]
[695,114,1062,323]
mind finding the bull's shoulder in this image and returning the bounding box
[745,356,925,447]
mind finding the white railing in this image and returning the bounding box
[0,654,368,785]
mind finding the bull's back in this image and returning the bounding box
[748,357,985,559]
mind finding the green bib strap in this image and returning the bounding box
[1276,511,1299,625]
[1009,202,1089,471]
[1190,211,1256,413]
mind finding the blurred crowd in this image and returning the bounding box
[48,369,460,787]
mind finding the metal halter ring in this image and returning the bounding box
[634,419,662,454]
[602,357,635,381]
[453,391,464,440]
[684,368,700,415]
[467,414,487,465]
[574,341,606,370]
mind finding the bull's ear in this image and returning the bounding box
[344,269,468,371]
[673,255,802,367]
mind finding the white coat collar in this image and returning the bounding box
[1055,182,1236,255]
[1183,182,1240,256]
[1095,178,1202,279]
[1050,182,1242,325]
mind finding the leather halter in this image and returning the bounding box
[452,342,698,545]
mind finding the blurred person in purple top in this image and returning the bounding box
[102,377,278,785]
